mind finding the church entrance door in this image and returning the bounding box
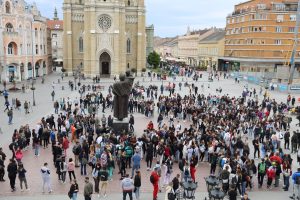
[100,52,111,76]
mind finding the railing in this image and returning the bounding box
[3,31,18,36]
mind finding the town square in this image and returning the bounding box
[1,1,300,200]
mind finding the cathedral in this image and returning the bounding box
[63,0,146,77]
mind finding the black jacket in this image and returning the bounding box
[7,162,17,177]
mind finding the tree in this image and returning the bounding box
[147,51,161,68]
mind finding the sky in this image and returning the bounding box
[29,0,244,37]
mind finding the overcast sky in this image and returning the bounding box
[29,0,243,37]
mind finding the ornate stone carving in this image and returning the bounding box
[72,13,84,22]
[98,14,112,32]
[126,15,138,24]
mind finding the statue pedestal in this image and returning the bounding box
[112,118,129,134]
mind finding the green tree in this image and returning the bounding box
[147,51,161,68]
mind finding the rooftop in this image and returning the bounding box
[199,30,225,44]
[47,20,63,30]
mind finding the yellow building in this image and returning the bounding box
[178,28,216,67]
[224,0,300,77]
[63,0,146,77]
[198,30,225,71]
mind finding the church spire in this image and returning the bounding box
[53,7,59,20]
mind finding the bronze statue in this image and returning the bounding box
[112,73,134,121]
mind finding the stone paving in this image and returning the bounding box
[0,71,299,200]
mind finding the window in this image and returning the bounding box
[128,0,130,6]
[227,18,230,24]
[127,38,131,53]
[35,28,38,37]
[8,43,13,54]
[276,26,282,32]
[232,18,235,23]
[241,16,245,22]
[7,42,17,55]
[44,45,46,54]
[20,44,23,55]
[289,27,295,32]
[290,15,297,21]
[5,23,13,32]
[275,39,282,45]
[257,4,266,10]
[79,37,83,52]
[277,15,284,22]
[5,1,10,13]
[36,45,38,54]
[52,33,57,38]
[274,3,285,11]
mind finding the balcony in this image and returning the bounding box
[3,31,18,37]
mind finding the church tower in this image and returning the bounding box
[63,0,146,77]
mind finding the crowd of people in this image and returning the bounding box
[1,69,300,200]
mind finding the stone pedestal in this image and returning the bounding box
[112,118,129,134]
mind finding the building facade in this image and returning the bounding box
[47,8,63,69]
[63,0,146,77]
[223,0,300,78]
[198,30,225,71]
[178,27,215,67]
[0,0,49,82]
[146,24,154,57]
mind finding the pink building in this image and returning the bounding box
[0,0,50,82]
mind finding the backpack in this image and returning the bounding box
[231,175,237,186]
[184,168,189,176]
[258,163,266,174]
[150,174,155,184]
[296,176,300,185]
[168,191,176,200]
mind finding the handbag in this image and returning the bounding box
[168,192,176,200]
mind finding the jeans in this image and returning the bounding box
[61,171,66,182]
[131,165,140,178]
[284,175,290,190]
[8,116,12,124]
[258,173,265,186]
[123,190,133,200]
[35,145,39,156]
[72,192,78,200]
[68,171,76,181]
[241,181,246,196]
[135,187,140,199]
[9,175,16,190]
[81,164,87,175]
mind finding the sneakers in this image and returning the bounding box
[49,190,53,193]
[26,188,30,191]
[21,189,24,192]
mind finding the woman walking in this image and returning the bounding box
[68,179,79,200]
[134,170,141,200]
[18,163,29,191]
[67,158,76,182]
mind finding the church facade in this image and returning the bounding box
[63,0,146,77]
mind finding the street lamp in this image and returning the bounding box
[210,186,225,200]
[31,79,36,106]
[182,180,197,199]
[205,175,220,199]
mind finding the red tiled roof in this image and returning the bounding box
[47,20,63,30]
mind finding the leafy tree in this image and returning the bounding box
[147,51,161,68]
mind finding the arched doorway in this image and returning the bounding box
[99,52,111,76]
[35,61,40,77]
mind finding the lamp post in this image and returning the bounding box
[209,186,225,200]
[182,180,197,199]
[205,175,220,199]
[31,79,36,106]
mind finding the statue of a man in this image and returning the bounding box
[112,73,133,121]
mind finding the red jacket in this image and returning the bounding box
[151,171,160,185]
[266,167,276,179]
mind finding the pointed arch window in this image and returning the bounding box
[79,37,83,52]
[5,1,11,13]
[127,38,131,53]
[5,23,13,32]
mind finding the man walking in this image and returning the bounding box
[257,158,267,188]
[150,167,160,200]
[84,177,93,200]
[131,151,141,178]
[7,159,17,192]
[51,90,55,102]
[41,162,52,193]
[129,114,134,132]
[121,174,134,200]
[7,107,13,125]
